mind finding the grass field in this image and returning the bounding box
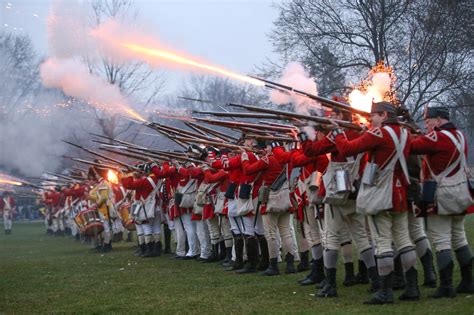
[1,219,473,314]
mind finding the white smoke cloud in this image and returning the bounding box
[348,72,392,112]
[269,62,319,114]
[40,58,130,116]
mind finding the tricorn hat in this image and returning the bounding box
[370,101,397,115]
[424,106,450,120]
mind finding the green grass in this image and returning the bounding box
[1,218,473,314]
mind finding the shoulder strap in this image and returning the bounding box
[181,178,196,194]
[431,130,466,180]
[384,126,410,184]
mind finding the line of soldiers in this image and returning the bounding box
[38,101,473,305]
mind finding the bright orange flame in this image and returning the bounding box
[107,170,119,184]
[121,43,265,87]
[0,179,22,186]
[123,107,146,122]
[347,61,397,113]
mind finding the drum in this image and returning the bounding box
[79,209,104,236]
[118,202,136,231]
[74,212,85,230]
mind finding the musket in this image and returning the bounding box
[45,172,77,182]
[150,122,224,143]
[248,75,370,117]
[143,124,188,149]
[194,117,295,133]
[62,155,124,171]
[244,134,297,142]
[178,96,213,104]
[62,140,139,171]
[228,103,363,131]
[170,136,255,152]
[99,147,150,162]
[119,146,203,164]
[193,110,282,120]
[89,133,146,149]
[186,121,239,141]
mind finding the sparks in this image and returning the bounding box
[121,43,264,87]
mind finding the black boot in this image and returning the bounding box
[226,234,244,271]
[393,255,406,290]
[154,241,163,257]
[218,241,226,261]
[297,251,310,272]
[143,242,154,257]
[430,261,456,298]
[236,236,258,274]
[205,244,219,263]
[263,258,280,276]
[343,262,357,286]
[316,268,337,297]
[222,247,233,266]
[299,260,317,285]
[256,235,269,271]
[126,232,133,243]
[285,253,296,274]
[399,267,420,301]
[420,249,437,288]
[455,247,473,294]
[163,224,171,253]
[367,266,381,293]
[101,242,112,253]
[364,272,395,304]
[356,259,369,284]
[135,243,146,257]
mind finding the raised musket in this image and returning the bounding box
[228,103,363,131]
[248,76,370,117]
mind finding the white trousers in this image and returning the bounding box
[181,213,199,257]
[207,217,221,245]
[3,211,12,230]
[196,220,211,259]
[368,211,413,256]
[427,214,468,252]
[324,202,371,253]
[263,212,298,259]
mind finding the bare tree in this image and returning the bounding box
[268,0,473,117]
[86,0,166,140]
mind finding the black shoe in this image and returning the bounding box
[205,244,219,263]
[420,249,437,288]
[456,257,473,294]
[256,235,269,271]
[163,224,172,254]
[393,255,406,290]
[431,260,456,298]
[285,253,296,274]
[143,242,155,257]
[367,266,381,293]
[299,260,317,285]
[263,258,280,276]
[236,236,258,274]
[218,241,226,261]
[343,262,357,286]
[154,241,163,257]
[316,268,337,298]
[297,251,310,272]
[356,259,369,284]
[101,243,112,253]
[183,254,199,260]
[399,267,420,301]
[222,247,233,266]
[134,244,146,257]
[364,272,395,305]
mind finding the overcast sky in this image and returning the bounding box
[1,0,281,93]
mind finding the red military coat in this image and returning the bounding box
[334,122,411,212]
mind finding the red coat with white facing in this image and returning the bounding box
[334,122,411,212]
[203,168,229,218]
[410,122,467,178]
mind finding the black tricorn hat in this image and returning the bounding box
[371,101,397,114]
[424,106,450,120]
